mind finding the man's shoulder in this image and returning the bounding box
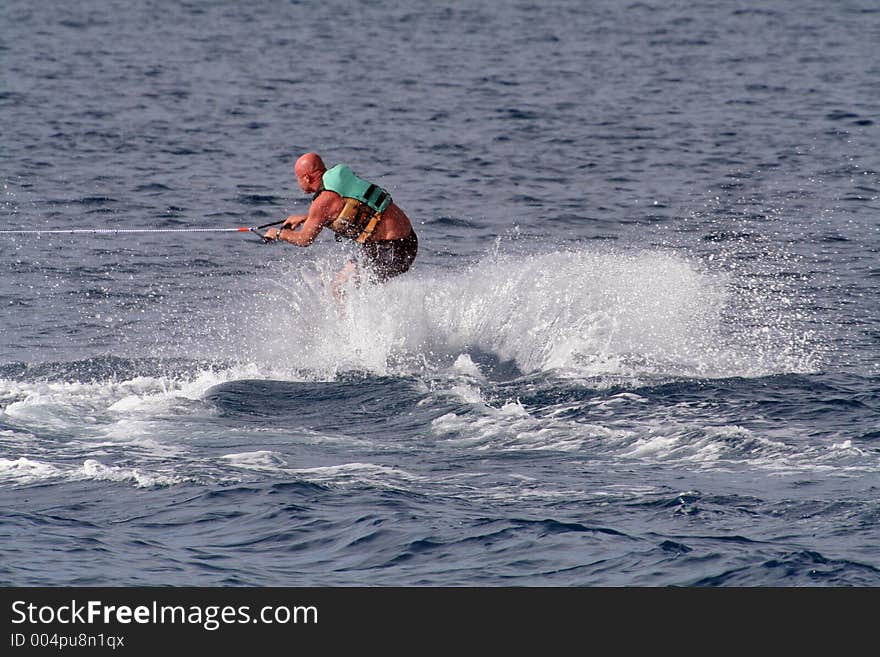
[313,187,342,202]
[310,188,343,220]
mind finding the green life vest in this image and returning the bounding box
[322,165,392,213]
[320,165,392,243]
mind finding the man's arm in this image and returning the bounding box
[269,193,340,246]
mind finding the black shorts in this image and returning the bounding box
[360,230,418,283]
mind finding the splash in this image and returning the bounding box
[205,245,821,381]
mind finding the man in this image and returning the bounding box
[266,152,418,291]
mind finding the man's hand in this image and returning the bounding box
[267,215,308,242]
[283,215,308,229]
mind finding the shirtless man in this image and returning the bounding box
[266,152,418,291]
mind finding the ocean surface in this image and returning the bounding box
[1,0,878,586]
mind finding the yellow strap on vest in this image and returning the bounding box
[330,197,384,243]
[355,212,383,244]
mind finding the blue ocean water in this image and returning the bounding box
[1,0,878,586]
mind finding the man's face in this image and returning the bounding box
[296,170,310,193]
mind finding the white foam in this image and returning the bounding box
[831,439,859,453]
[0,362,281,453]
[288,462,421,489]
[220,450,288,471]
[0,457,62,485]
[452,353,484,379]
[610,421,880,475]
[75,459,184,488]
[431,398,625,452]
[215,454,422,489]
[85,431,188,457]
[447,382,487,405]
[207,246,819,382]
[0,456,185,488]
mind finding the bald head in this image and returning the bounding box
[293,152,326,194]
[295,152,325,176]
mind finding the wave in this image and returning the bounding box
[0,456,186,488]
[0,358,874,492]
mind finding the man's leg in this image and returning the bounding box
[332,261,359,302]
